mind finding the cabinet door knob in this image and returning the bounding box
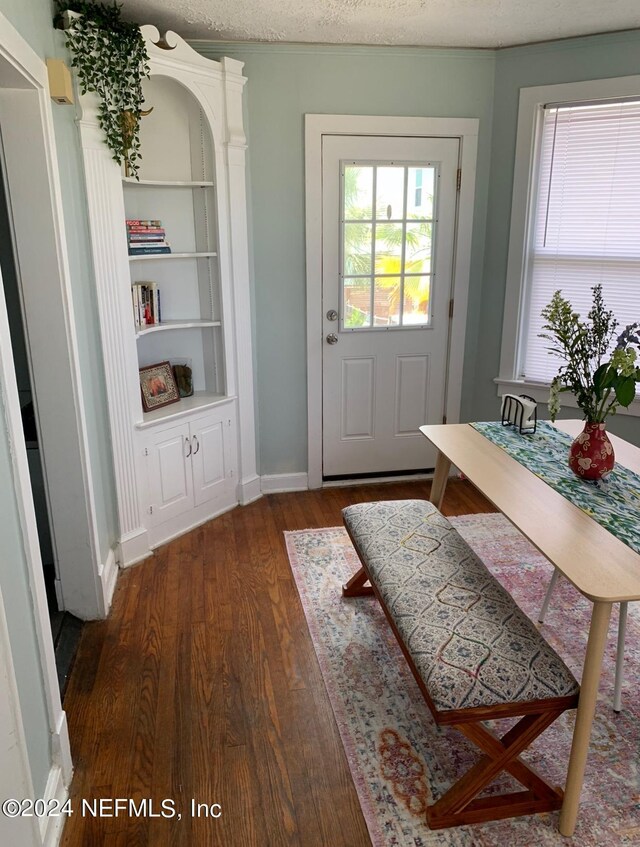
[192,435,200,455]
[185,436,192,458]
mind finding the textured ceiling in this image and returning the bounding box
[119,0,640,48]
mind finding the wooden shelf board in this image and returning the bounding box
[129,252,217,261]
[122,178,214,187]
[136,392,236,429]
[136,320,221,337]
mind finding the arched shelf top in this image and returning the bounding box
[140,25,246,83]
[132,74,215,183]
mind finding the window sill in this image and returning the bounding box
[494,378,640,418]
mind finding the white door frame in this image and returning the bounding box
[0,583,42,847]
[305,114,479,488]
[0,251,72,843]
[0,10,106,829]
[0,13,113,619]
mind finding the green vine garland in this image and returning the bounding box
[55,2,150,178]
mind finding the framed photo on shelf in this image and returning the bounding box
[139,361,180,412]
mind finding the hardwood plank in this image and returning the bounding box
[60,480,493,847]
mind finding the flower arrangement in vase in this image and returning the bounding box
[540,285,640,480]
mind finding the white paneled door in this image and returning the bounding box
[322,135,459,477]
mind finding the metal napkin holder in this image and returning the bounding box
[501,394,537,435]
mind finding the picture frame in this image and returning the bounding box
[139,360,180,412]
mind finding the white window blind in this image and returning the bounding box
[521,98,640,382]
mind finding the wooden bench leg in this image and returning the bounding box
[342,566,374,597]
[427,710,565,829]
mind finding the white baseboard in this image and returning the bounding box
[261,472,309,493]
[97,547,119,614]
[323,472,435,488]
[148,500,238,550]
[40,760,69,847]
[51,710,73,785]
[117,527,151,569]
[238,474,262,505]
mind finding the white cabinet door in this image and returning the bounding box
[145,421,193,526]
[191,408,234,508]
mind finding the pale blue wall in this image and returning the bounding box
[195,43,496,474]
[0,0,118,564]
[479,30,640,444]
[51,100,118,562]
[0,8,638,802]
[0,0,118,795]
[0,0,53,57]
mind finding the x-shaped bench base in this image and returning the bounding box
[341,563,574,828]
[428,710,565,828]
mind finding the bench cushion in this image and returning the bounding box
[342,500,579,714]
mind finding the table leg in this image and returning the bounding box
[559,600,612,837]
[429,451,452,510]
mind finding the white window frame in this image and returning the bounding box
[497,75,640,417]
[340,158,438,331]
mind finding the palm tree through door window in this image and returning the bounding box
[341,162,436,329]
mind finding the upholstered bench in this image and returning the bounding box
[342,499,580,829]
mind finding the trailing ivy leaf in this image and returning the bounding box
[55,1,150,179]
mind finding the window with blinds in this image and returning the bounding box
[520,98,640,383]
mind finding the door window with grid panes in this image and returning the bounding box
[341,162,437,330]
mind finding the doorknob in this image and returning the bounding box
[326,333,338,345]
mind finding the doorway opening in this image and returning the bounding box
[0,146,82,696]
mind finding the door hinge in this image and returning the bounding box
[148,505,153,515]
[442,414,447,425]
[456,168,462,191]
[449,298,454,319]
[144,447,149,457]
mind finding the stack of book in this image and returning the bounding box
[127,219,171,255]
[132,281,161,328]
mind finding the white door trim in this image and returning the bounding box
[0,9,81,807]
[0,13,111,618]
[305,114,478,488]
[0,582,41,847]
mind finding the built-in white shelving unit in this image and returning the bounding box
[136,319,221,337]
[78,25,258,563]
[122,178,214,188]
[129,251,218,261]
[135,391,232,428]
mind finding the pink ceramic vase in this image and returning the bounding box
[568,422,615,481]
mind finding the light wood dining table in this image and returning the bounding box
[419,419,640,837]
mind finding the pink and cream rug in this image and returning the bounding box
[285,514,640,846]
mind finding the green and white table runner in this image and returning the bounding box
[472,421,640,556]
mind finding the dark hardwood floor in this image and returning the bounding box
[61,480,495,847]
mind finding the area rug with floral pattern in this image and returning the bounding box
[284,514,640,846]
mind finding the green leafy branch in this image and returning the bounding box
[540,285,640,422]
